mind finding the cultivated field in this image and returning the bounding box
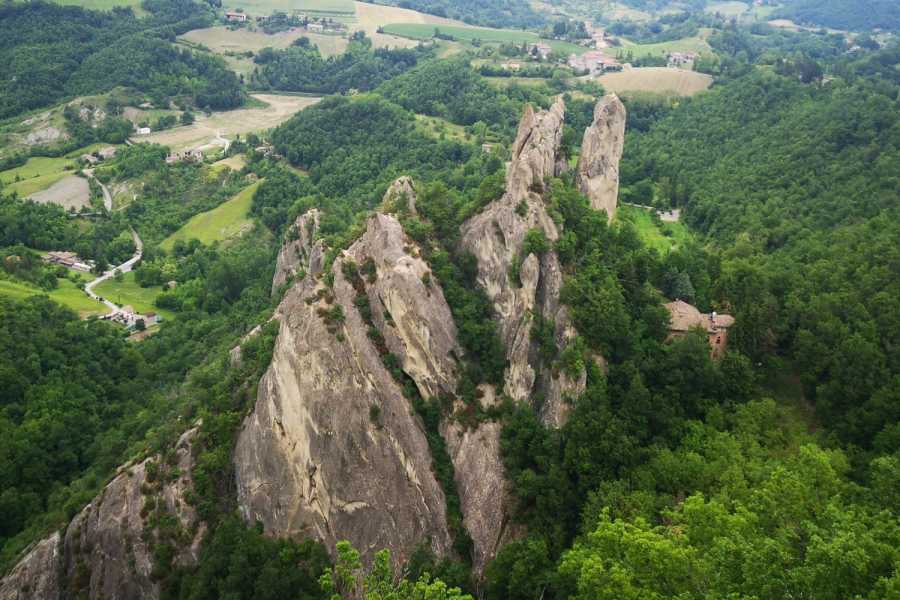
[160,181,261,251]
[705,1,749,17]
[597,67,713,96]
[381,23,588,54]
[27,176,92,210]
[222,0,354,17]
[213,154,248,172]
[0,157,74,185]
[140,94,320,152]
[617,32,713,59]
[94,272,173,319]
[180,26,349,58]
[0,277,110,318]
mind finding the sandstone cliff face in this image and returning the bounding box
[0,533,61,600]
[235,213,456,567]
[459,98,586,424]
[272,208,324,295]
[576,93,626,221]
[0,429,201,600]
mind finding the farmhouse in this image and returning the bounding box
[44,251,93,272]
[225,11,247,22]
[528,43,553,60]
[166,148,204,164]
[307,22,324,33]
[665,299,735,358]
[98,147,117,160]
[668,52,698,67]
[136,127,151,135]
[569,50,622,74]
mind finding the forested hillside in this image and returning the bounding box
[778,0,900,32]
[1,4,899,598]
[622,46,900,451]
[0,0,241,120]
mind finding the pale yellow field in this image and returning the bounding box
[597,67,713,97]
[140,94,321,152]
[180,26,349,57]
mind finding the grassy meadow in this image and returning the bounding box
[94,272,173,318]
[160,181,261,251]
[618,205,691,253]
[0,277,110,318]
[381,23,588,54]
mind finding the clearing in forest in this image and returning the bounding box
[159,180,262,251]
[26,176,92,211]
[140,94,320,153]
[597,67,712,96]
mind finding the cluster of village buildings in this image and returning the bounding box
[224,10,344,34]
[44,251,94,272]
[102,305,160,329]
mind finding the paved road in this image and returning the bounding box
[84,227,143,314]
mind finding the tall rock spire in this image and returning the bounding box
[576,93,627,221]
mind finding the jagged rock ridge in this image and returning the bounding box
[459,97,586,425]
[235,210,458,568]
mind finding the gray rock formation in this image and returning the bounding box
[0,533,61,600]
[235,213,456,568]
[459,98,586,423]
[272,209,324,295]
[576,94,626,221]
[382,176,418,215]
[0,428,202,600]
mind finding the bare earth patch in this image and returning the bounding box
[29,175,91,210]
[597,67,713,97]
[141,94,321,152]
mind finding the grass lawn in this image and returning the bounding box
[0,157,74,184]
[381,23,588,55]
[705,1,748,17]
[485,76,551,89]
[94,272,174,319]
[618,205,691,253]
[0,277,110,318]
[160,180,261,251]
[617,34,713,59]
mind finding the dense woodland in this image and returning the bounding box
[0,0,898,597]
[0,0,241,120]
[250,34,427,94]
[777,0,900,32]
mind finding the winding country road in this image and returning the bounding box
[84,226,143,314]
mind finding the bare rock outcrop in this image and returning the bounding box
[272,209,324,295]
[235,213,456,568]
[0,533,61,600]
[576,93,626,221]
[382,176,418,215]
[459,98,586,422]
[0,429,202,600]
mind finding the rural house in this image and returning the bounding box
[225,11,247,22]
[664,299,735,358]
[44,251,93,272]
